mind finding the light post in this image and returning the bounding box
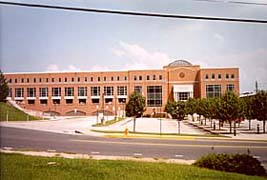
[122,99,126,118]
[159,107,162,135]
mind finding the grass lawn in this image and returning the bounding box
[1,153,265,180]
[92,117,125,127]
[0,102,41,121]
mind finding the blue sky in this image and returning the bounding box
[0,0,267,92]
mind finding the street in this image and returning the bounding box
[1,126,267,168]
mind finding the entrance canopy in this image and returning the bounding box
[173,84,193,101]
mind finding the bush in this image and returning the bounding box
[143,114,151,118]
[193,153,266,176]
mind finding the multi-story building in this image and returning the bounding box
[4,60,239,116]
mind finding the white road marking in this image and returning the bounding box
[91,151,100,154]
[133,153,143,156]
[3,147,13,150]
[47,149,56,152]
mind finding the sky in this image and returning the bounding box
[0,0,267,93]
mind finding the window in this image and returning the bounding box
[98,77,101,82]
[39,88,48,97]
[8,88,12,97]
[15,79,17,83]
[134,86,142,94]
[91,87,100,96]
[46,78,49,82]
[52,78,54,82]
[59,78,61,82]
[53,99,60,104]
[147,75,150,80]
[134,76,137,81]
[118,98,126,103]
[105,98,113,103]
[71,77,74,82]
[211,74,215,79]
[78,77,80,82]
[65,87,74,96]
[9,79,12,83]
[147,86,162,107]
[226,74,229,79]
[226,84,235,92]
[39,78,42,83]
[178,92,190,101]
[206,85,221,98]
[231,74,235,79]
[104,86,114,96]
[104,76,107,81]
[21,78,24,83]
[205,74,209,79]
[159,75,162,80]
[153,75,156,80]
[27,88,36,97]
[85,77,87,82]
[66,99,73,104]
[117,86,127,96]
[124,76,127,81]
[111,76,114,81]
[52,87,61,97]
[65,78,67,82]
[34,78,36,83]
[78,87,87,96]
[139,76,142,81]
[91,77,94,82]
[40,100,48,105]
[15,88,24,97]
[27,78,29,83]
[92,99,100,104]
[28,100,35,104]
[218,74,222,79]
[79,99,86,104]
[117,76,120,81]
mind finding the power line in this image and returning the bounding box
[0,1,267,24]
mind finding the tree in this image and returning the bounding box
[125,92,146,118]
[0,70,9,102]
[243,95,255,130]
[186,98,197,121]
[252,90,267,133]
[165,100,178,119]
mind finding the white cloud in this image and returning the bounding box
[46,64,59,72]
[112,41,170,70]
[213,33,224,42]
[88,65,111,72]
[67,65,81,72]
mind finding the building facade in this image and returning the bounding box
[4,60,239,116]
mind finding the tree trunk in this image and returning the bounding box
[263,120,266,133]
[249,119,251,130]
[229,121,232,134]
[204,117,206,125]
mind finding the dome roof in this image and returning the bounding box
[168,60,192,67]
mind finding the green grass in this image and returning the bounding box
[0,102,41,121]
[1,153,265,180]
[92,117,125,127]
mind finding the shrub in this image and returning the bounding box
[193,153,266,176]
[143,114,151,118]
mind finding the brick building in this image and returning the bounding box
[4,60,239,116]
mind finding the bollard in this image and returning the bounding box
[257,124,260,134]
[124,127,129,137]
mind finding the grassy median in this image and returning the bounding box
[1,153,265,180]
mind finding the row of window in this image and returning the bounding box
[9,86,128,98]
[206,84,235,98]
[205,73,235,80]
[8,74,164,84]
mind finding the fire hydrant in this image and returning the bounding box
[124,127,129,136]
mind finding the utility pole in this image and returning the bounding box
[255,81,258,93]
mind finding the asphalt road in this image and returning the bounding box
[1,126,267,167]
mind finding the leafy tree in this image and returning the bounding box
[252,90,267,133]
[176,101,187,121]
[243,95,255,130]
[165,100,178,119]
[186,98,197,121]
[125,92,146,118]
[220,91,240,134]
[0,70,9,102]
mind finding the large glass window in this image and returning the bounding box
[104,86,114,96]
[226,84,235,92]
[27,88,36,97]
[147,86,162,107]
[15,88,24,97]
[78,87,87,96]
[65,87,74,96]
[39,88,48,97]
[178,92,190,101]
[91,86,100,96]
[117,86,127,96]
[52,87,61,97]
[134,86,142,94]
[206,85,221,98]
